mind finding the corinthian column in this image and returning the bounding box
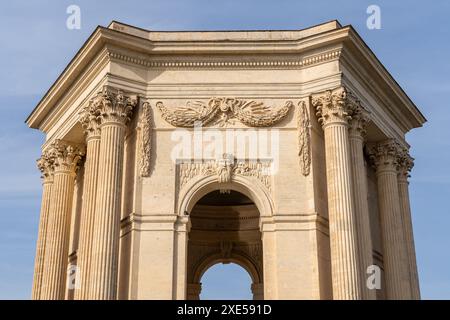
[368,140,410,299]
[41,140,84,300]
[88,87,137,300]
[397,148,420,299]
[348,106,376,300]
[31,151,55,300]
[74,101,102,299]
[312,87,362,299]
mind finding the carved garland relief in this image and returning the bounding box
[297,101,311,176]
[138,102,152,177]
[137,98,311,179]
[156,98,293,127]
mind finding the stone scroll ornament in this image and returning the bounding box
[297,101,311,176]
[156,98,293,127]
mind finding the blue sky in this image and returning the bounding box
[0,0,449,299]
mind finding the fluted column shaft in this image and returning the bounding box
[369,140,410,299]
[31,153,54,300]
[74,102,102,300]
[41,141,83,300]
[74,137,100,299]
[87,87,136,300]
[313,87,362,300]
[89,123,125,299]
[349,111,376,300]
[398,154,420,299]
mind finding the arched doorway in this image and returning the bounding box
[200,263,252,300]
[186,190,264,300]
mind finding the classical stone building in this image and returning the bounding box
[26,20,425,300]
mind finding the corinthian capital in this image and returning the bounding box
[349,105,371,139]
[397,148,414,181]
[367,139,403,173]
[79,100,101,139]
[37,150,55,183]
[48,140,85,175]
[311,87,358,127]
[92,86,138,126]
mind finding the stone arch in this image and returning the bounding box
[193,252,261,284]
[177,174,274,220]
[180,175,269,300]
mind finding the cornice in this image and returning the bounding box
[26,27,106,128]
[26,21,425,142]
[340,27,426,131]
[107,49,341,69]
[26,25,350,129]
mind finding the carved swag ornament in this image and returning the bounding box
[156,98,293,127]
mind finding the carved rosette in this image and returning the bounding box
[179,154,272,192]
[157,98,292,127]
[138,102,152,177]
[297,101,311,176]
[92,86,138,126]
[397,148,414,182]
[367,139,403,173]
[47,140,84,175]
[37,150,55,184]
[312,87,360,127]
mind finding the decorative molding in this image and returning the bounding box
[138,102,152,177]
[311,86,360,127]
[297,101,311,176]
[157,98,293,128]
[397,147,414,180]
[367,139,403,172]
[46,139,85,175]
[349,104,371,139]
[220,241,233,259]
[91,86,138,126]
[37,150,55,183]
[107,49,341,69]
[178,154,272,193]
[246,242,263,269]
[78,100,101,139]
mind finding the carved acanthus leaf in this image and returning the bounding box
[157,98,292,127]
[37,150,55,182]
[367,139,403,172]
[397,147,414,179]
[297,101,311,176]
[47,140,85,174]
[78,100,102,138]
[92,86,138,125]
[312,86,359,126]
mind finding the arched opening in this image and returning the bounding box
[186,190,264,300]
[200,263,252,300]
